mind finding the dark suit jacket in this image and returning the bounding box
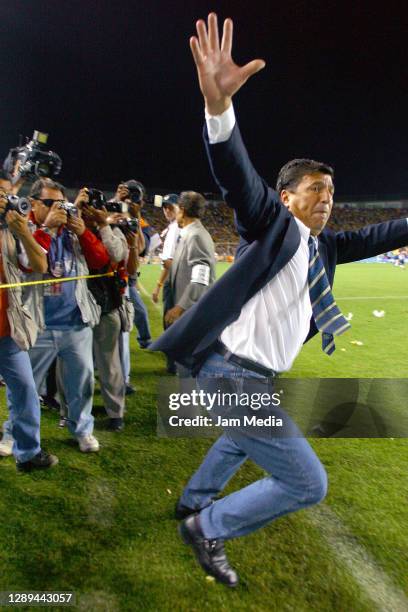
[150,123,408,369]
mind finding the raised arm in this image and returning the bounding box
[190,14,281,240]
[336,219,408,264]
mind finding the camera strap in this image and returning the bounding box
[48,229,74,278]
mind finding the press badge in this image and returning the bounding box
[44,281,62,297]
[191,264,210,286]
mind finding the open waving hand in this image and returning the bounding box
[190,13,265,115]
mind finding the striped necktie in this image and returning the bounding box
[308,236,351,355]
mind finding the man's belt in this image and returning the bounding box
[214,341,280,379]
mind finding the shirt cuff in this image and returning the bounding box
[205,104,236,144]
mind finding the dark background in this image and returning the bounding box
[1,0,407,198]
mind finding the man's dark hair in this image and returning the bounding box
[30,177,66,199]
[179,191,206,219]
[276,158,334,193]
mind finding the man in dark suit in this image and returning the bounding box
[150,14,408,587]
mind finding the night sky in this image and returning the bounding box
[1,0,408,199]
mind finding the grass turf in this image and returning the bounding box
[0,261,407,611]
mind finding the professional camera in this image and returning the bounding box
[125,181,145,204]
[106,200,129,214]
[115,217,139,233]
[58,202,78,217]
[86,188,107,210]
[3,131,62,183]
[0,194,31,220]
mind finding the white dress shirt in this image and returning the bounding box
[160,219,180,262]
[207,104,313,372]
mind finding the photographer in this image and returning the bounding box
[111,180,152,349]
[110,180,152,394]
[0,188,58,471]
[77,187,135,431]
[23,178,110,453]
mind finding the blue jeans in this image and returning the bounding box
[180,352,328,540]
[0,336,41,462]
[129,284,151,346]
[28,327,94,438]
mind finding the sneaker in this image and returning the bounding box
[77,434,100,453]
[17,450,59,473]
[0,436,13,457]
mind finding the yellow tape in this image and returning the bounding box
[0,271,115,290]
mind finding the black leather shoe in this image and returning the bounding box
[17,450,59,473]
[125,384,136,395]
[39,395,61,411]
[107,418,124,431]
[139,341,151,349]
[175,498,197,520]
[179,515,239,587]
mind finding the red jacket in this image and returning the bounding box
[34,226,110,270]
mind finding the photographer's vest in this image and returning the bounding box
[0,229,38,350]
[22,232,101,331]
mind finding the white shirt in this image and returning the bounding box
[160,219,180,262]
[207,104,313,372]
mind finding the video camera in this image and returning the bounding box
[0,194,31,220]
[3,131,62,184]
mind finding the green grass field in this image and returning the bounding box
[0,262,407,611]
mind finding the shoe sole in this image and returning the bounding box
[0,450,13,457]
[178,523,238,588]
[79,446,100,453]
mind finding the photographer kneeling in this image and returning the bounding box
[0,187,58,471]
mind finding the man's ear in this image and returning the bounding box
[280,189,290,208]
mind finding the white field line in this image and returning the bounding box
[139,282,408,304]
[138,281,162,312]
[337,296,408,300]
[307,504,408,612]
